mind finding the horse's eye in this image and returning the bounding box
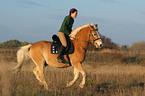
[94,34,97,36]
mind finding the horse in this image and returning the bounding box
[13,23,103,90]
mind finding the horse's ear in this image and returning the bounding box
[94,24,98,31]
[90,25,94,29]
[90,23,94,28]
[90,23,98,29]
[95,24,98,27]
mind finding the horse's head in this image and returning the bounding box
[89,24,103,48]
[70,23,103,48]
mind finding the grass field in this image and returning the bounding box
[0,49,145,96]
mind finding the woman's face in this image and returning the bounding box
[71,11,77,18]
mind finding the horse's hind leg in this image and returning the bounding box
[33,67,41,83]
[33,66,48,90]
[31,56,48,90]
[67,68,79,87]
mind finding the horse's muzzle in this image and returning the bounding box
[100,44,103,48]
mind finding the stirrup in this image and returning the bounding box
[57,58,63,63]
[57,57,69,64]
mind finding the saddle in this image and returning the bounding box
[51,34,74,54]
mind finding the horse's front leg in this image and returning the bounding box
[79,68,86,88]
[68,62,86,88]
[67,68,79,87]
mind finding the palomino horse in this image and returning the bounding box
[13,24,103,90]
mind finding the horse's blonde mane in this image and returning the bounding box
[70,24,96,39]
[70,24,89,39]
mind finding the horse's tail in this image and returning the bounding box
[12,44,32,73]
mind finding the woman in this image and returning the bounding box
[57,8,78,64]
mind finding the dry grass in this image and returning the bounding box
[0,50,145,96]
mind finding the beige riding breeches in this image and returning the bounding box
[58,32,67,47]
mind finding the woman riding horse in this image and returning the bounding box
[13,23,103,90]
[57,8,78,64]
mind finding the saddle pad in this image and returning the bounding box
[51,42,61,54]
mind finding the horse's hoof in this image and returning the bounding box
[79,83,84,88]
[44,86,49,90]
[66,81,70,87]
[66,81,72,87]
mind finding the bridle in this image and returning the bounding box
[89,29,101,44]
[72,29,101,44]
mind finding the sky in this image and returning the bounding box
[0,0,145,46]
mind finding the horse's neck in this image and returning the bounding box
[75,27,90,50]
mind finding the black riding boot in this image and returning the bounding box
[57,46,69,64]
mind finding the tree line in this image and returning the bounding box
[88,35,118,51]
[0,40,29,49]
